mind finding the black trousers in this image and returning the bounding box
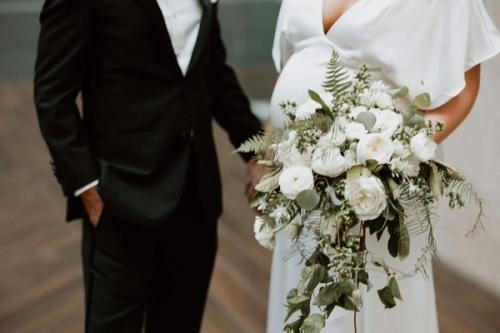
[81,174,218,333]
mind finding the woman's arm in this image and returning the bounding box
[425,65,481,144]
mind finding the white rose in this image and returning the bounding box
[410,132,438,162]
[311,148,349,178]
[373,109,403,138]
[344,122,367,140]
[345,175,387,221]
[279,166,315,200]
[376,92,394,109]
[356,133,394,165]
[360,89,381,107]
[254,216,275,250]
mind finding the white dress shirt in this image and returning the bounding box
[75,0,203,197]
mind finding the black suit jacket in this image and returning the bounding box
[34,0,262,224]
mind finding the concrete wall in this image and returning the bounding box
[438,0,500,296]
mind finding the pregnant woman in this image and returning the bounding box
[267,0,500,332]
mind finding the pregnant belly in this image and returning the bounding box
[270,45,339,128]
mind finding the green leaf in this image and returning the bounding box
[414,93,432,109]
[296,190,320,210]
[355,112,377,131]
[322,50,352,97]
[347,165,366,182]
[409,111,426,129]
[398,213,410,261]
[284,317,304,333]
[429,162,443,200]
[285,289,310,322]
[377,286,397,309]
[389,278,403,301]
[315,284,338,307]
[393,86,409,99]
[299,265,327,295]
[255,170,281,193]
[433,159,465,181]
[308,90,331,113]
[301,314,325,333]
[236,134,265,154]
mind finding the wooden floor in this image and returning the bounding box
[1,83,499,333]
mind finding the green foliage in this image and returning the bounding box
[235,134,266,154]
[322,51,352,97]
[296,190,321,210]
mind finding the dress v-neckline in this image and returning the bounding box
[322,0,364,36]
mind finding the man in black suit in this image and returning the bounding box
[34,0,262,332]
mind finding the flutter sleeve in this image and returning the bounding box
[272,0,294,73]
[369,0,500,109]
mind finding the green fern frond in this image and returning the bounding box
[236,134,266,154]
[323,51,352,97]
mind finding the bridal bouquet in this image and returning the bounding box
[238,52,484,333]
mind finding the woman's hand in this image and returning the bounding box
[425,65,481,143]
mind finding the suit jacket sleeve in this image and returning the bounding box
[209,5,262,161]
[34,0,99,195]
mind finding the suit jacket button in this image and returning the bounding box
[189,129,195,140]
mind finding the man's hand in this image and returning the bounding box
[245,160,268,201]
[80,186,104,227]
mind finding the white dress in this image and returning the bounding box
[267,0,500,332]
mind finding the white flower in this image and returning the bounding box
[356,133,394,165]
[360,81,390,107]
[311,148,349,178]
[317,127,346,148]
[390,155,420,177]
[410,132,438,162]
[344,122,367,140]
[295,94,330,120]
[254,216,275,250]
[275,131,312,168]
[373,109,403,138]
[392,140,410,158]
[345,175,387,221]
[376,92,394,109]
[270,204,289,223]
[278,166,315,200]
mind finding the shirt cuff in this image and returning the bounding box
[74,180,99,197]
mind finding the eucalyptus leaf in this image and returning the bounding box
[347,165,365,182]
[393,86,409,99]
[300,265,327,294]
[429,162,444,200]
[315,284,338,307]
[414,93,432,109]
[389,278,403,301]
[301,314,325,333]
[255,170,281,193]
[377,286,397,309]
[355,112,377,131]
[296,190,321,210]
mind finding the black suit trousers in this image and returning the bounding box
[81,168,217,333]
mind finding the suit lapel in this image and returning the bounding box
[186,0,213,75]
[133,0,183,78]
